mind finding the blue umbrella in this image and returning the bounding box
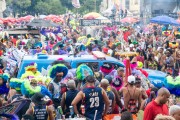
[144,69,167,88]
[150,15,180,26]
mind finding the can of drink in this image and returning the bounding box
[69,106,74,116]
[62,115,65,119]
[58,106,63,115]
[62,115,66,120]
[81,105,85,115]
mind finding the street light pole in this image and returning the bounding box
[95,0,97,12]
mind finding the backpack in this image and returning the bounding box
[127,87,138,114]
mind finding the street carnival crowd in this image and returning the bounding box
[0,13,180,120]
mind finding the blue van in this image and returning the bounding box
[17,53,124,78]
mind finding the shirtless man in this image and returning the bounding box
[157,47,166,71]
[119,75,142,114]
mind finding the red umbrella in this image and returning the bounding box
[120,17,138,23]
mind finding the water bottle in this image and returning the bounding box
[69,106,74,117]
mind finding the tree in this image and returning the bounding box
[34,0,65,15]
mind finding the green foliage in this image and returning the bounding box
[6,0,102,16]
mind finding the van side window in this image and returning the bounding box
[77,62,99,72]
[103,62,120,70]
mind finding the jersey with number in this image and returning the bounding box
[83,87,104,120]
[107,91,115,114]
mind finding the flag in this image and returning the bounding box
[72,0,81,8]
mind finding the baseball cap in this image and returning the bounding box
[128,75,135,84]
[129,44,134,48]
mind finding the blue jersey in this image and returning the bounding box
[83,87,104,120]
[106,91,115,114]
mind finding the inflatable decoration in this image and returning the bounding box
[48,64,68,79]
[76,64,93,81]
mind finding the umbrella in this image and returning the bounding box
[83,12,102,19]
[120,17,138,23]
[27,19,59,27]
[96,16,111,23]
[150,15,179,26]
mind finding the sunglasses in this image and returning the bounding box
[30,82,37,86]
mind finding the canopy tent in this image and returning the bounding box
[150,15,180,26]
[27,19,59,27]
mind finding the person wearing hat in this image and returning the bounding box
[72,75,110,119]
[48,64,68,108]
[60,80,81,118]
[135,77,148,100]
[119,75,142,114]
[26,92,55,120]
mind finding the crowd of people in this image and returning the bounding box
[0,14,180,120]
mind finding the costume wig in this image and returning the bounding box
[9,78,24,92]
[48,64,68,79]
[76,64,93,81]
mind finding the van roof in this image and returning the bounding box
[23,54,120,62]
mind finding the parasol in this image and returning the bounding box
[83,12,102,19]
[150,15,179,26]
[120,17,138,23]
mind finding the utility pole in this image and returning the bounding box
[95,0,97,12]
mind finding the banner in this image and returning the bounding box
[80,19,101,26]
[72,0,81,8]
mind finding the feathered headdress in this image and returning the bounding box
[25,63,37,71]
